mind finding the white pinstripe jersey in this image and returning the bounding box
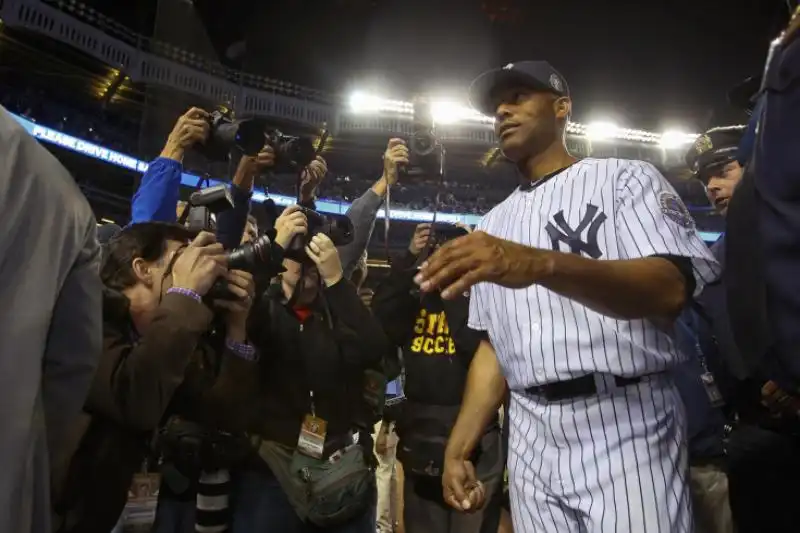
[468,158,721,389]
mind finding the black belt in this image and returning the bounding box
[524,374,646,402]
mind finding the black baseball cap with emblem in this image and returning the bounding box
[684,125,747,184]
[468,60,570,116]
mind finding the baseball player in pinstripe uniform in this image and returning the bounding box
[414,61,721,533]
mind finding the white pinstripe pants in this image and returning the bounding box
[507,374,693,533]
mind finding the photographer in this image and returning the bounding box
[53,226,261,533]
[228,207,392,533]
[372,223,503,533]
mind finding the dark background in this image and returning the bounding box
[81,0,793,131]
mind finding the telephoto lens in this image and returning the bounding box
[195,108,266,162]
[226,235,274,272]
[205,235,279,301]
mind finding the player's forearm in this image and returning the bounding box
[445,340,506,460]
[536,251,687,320]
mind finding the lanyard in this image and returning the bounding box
[675,316,709,373]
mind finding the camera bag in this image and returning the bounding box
[258,440,373,527]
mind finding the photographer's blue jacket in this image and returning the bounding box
[131,157,183,224]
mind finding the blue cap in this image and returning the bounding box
[468,60,570,116]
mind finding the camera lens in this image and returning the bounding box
[284,137,316,169]
[234,119,267,156]
[225,235,272,272]
[410,132,436,156]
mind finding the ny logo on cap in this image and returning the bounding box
[503,63,515,70]
[549,74,563,92]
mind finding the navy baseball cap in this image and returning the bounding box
[684,125,746,183]
[468,60,570,116]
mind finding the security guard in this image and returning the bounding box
[684,126,750,399]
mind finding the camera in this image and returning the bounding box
[430,222,469,247]
[284,207,355,262]
[179,185,235,234]
[195,107,266,162]
[205,207,354,299]
[265,129,317,173]
[402,99,443,179]
[205,234,282,301]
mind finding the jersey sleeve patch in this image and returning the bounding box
[658,191,695,230]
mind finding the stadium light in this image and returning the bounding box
[346,91,699,145]
[660,130,698,149]
[431,101,470,125]
[348,91,412,114]
[586,121,620,141]
[348,91,383,113]
[430,100,495,125]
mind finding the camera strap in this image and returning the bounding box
[384,179,392,265]
[410,145,446,273]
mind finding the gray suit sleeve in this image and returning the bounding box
[43,220,102,448]
[338,187,384,278]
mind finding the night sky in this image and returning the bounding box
[87,0,793,132]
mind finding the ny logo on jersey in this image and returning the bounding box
[545,204,606,259]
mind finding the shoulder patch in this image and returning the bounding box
[658,191,694,229]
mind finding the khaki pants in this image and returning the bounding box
[374,421,399,533]
[690,463,735,533]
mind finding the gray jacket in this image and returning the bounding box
[0,106,102,533]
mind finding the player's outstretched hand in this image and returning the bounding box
[443,457,485,513]
[414,231,551,299]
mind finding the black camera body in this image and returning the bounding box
[402,99,443,179]
[283,207,355,262]
[430,222,469,247]
[195,107,266,162]
[264,129,316,174]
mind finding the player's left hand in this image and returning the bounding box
[442,457,485,513]
[415,231,552,299]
